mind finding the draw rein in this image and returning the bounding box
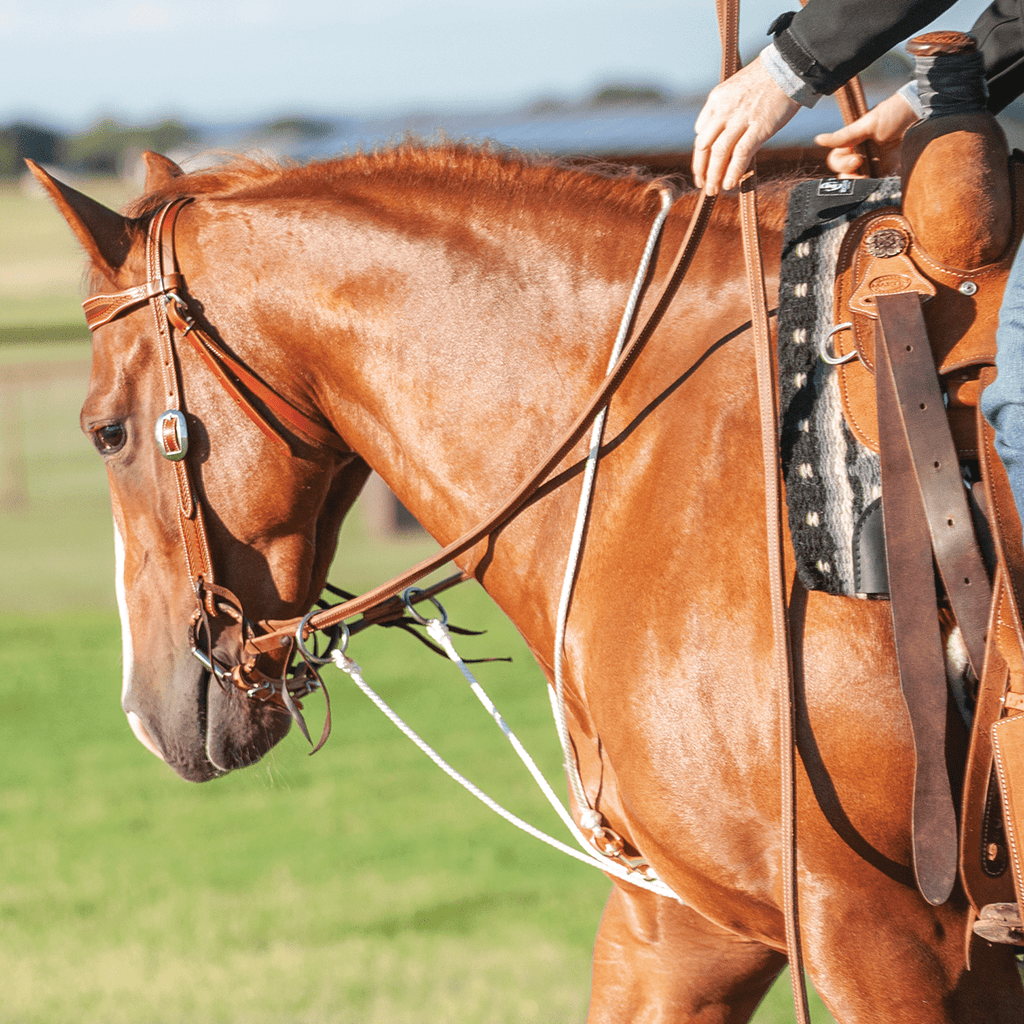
[83,189,719,735]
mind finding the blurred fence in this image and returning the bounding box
[0,356,91,509]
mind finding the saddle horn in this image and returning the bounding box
[901,31,1012,270]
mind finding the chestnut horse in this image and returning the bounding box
[31,145,1024,1022]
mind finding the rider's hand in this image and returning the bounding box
[814,91,919,178]
[692,57,800,195]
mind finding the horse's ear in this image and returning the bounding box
[24,159,133,281]
[141,150,184,191]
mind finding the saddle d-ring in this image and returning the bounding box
[819,322,859,365]
[402,586,449,626]
[295,610,350,665]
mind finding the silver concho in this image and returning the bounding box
[155,409,189,461]
[864,227,910,258]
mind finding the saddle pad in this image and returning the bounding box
[778,177,902,596]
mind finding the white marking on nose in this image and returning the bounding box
[113,522,135,704]
[127,711,165,761]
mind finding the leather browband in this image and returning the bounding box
[83,275,182,330]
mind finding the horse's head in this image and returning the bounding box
[30,154,370,781]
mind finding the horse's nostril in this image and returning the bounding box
[127,711,165,761]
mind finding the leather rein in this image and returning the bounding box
[83,186,720,727]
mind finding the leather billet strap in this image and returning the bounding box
[874,292,961,905]
[875,293,991,678]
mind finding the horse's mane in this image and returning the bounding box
[127,141,791,233]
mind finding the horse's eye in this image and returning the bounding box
[91,423,127,455]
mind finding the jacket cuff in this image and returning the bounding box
[761,41,822,108]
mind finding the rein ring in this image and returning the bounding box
[402,586,449,626]
[295,610,350,665]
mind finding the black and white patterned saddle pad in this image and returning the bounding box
[778,177,901,596]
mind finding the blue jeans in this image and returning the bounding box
[981,239,1024,515]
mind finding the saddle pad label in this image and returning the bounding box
[817,178,856,196]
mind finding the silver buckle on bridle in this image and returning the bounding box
[155,409,189,461]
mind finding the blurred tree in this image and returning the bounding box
[0,123,65,178]
[590,84,669,107]
[64,118,197,175]
[261,116,336,139]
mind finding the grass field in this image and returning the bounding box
[1,179,837,1021]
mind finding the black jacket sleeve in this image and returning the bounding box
[972,0,1024,110]
[773,0,960,95]
[773,0,1024,110]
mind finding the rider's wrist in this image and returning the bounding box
[760,42,822,108]
[898,80,924,119]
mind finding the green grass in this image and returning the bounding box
[1,185,838,1023]
[0,599,606,1024]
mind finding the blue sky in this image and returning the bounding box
[1,0,980,130]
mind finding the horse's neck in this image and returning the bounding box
[298,193,648,540]
[201,180,765,656]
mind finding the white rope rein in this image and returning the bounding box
[552,188,674,813]
[331,620,677,896]
[329,193,680,899]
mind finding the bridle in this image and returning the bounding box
[83,197,363,742]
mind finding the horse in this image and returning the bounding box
[30,143,1024,1023]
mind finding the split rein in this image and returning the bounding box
[83,186,721,753]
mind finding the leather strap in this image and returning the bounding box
[164,299,349,455]
[875,293,991,677]
[247,186,721,652]
[740,165,810,1023]
[875,291,963,905]
[720,1,809,1020]
[83,275,181,329]
[992,713,1024,908]
[960,563,1013,910]
[964,367,1024,909]
[144,201,219,611]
